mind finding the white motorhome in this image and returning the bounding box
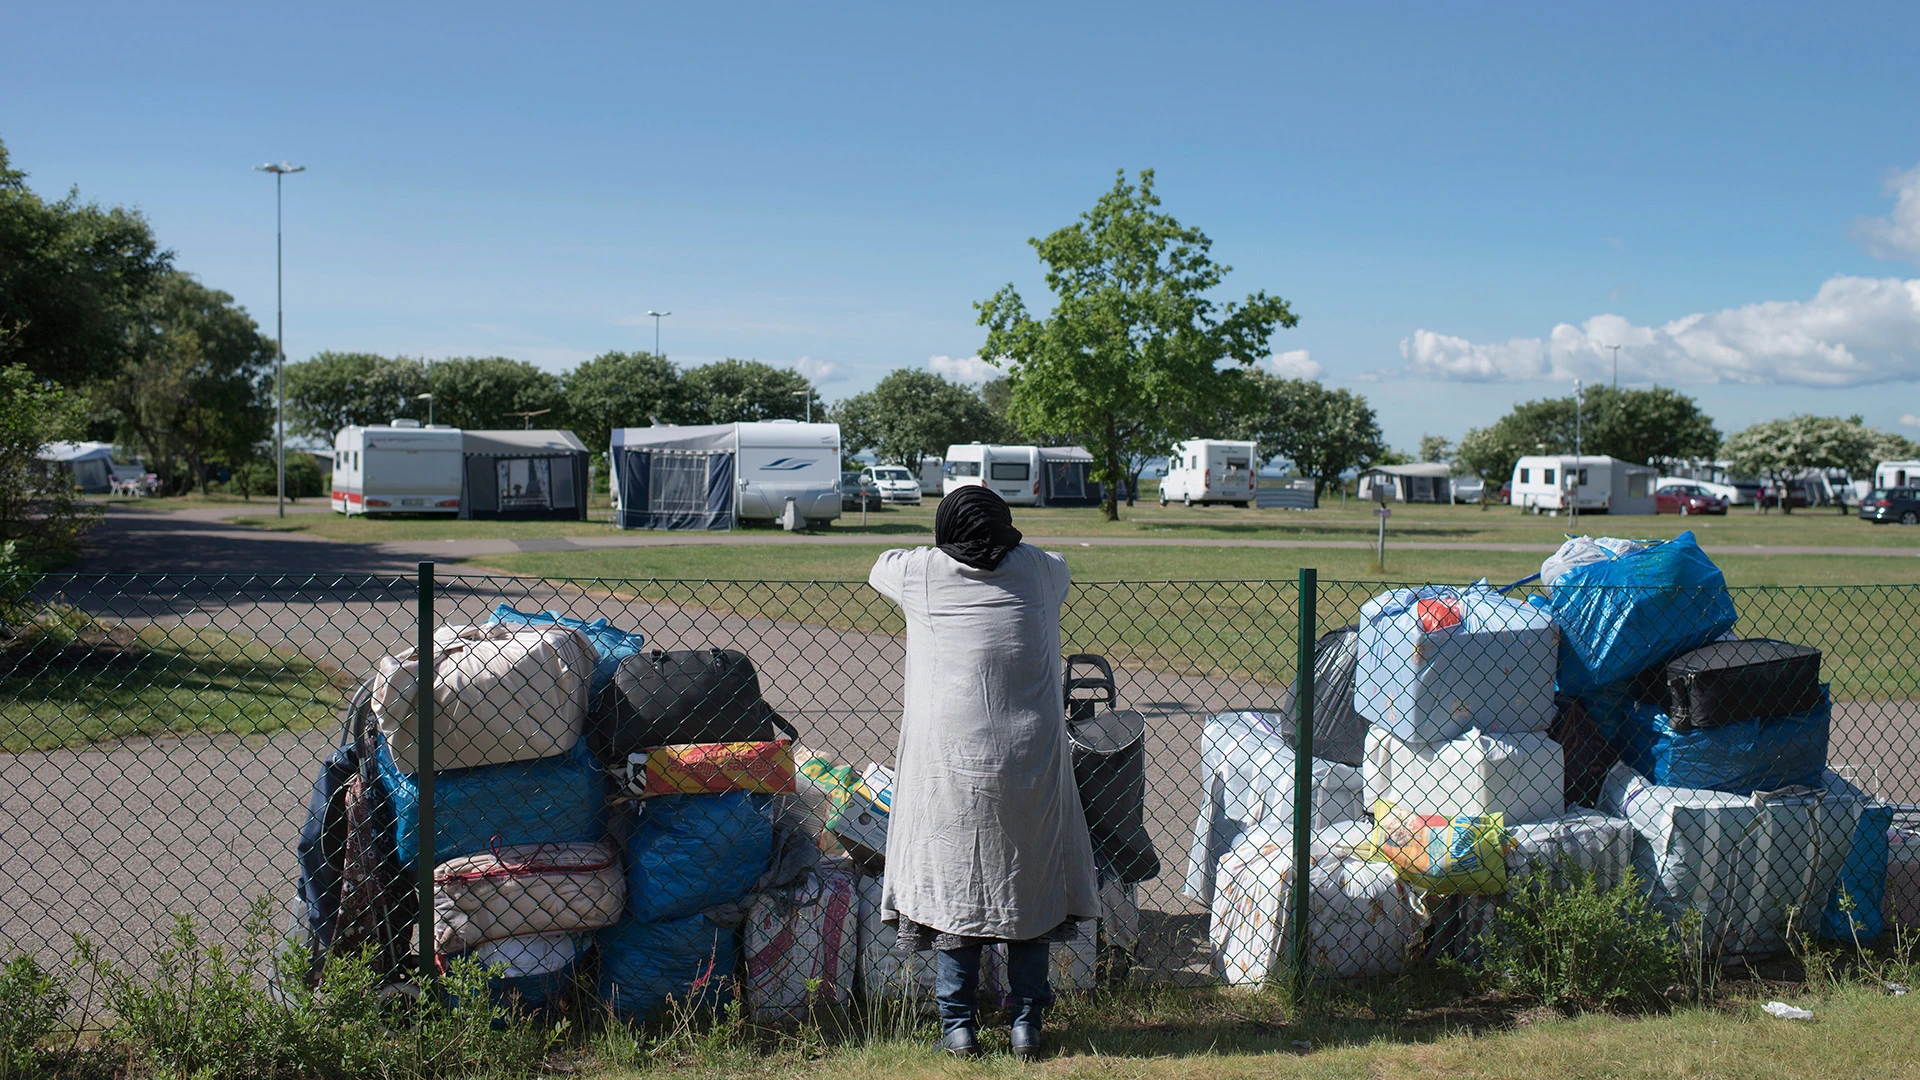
[331,421,464,515]
[1877,460,1920,490]
[609,421,842,530]
[1158,439,1257,507]
[916,457,945,496]
[943,443,1042,505]
[1508,454,1657,515]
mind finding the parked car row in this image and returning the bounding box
[1860,488,1920,525]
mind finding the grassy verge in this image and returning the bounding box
[230,512,618,540]
[0,624,345,752]
[583,983,1915,1080]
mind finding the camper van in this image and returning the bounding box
[1158,439,1257,507]
[1876,460,1920,490]
[943,444,1042,505]
[1508,454,1657,515]
[331,421,464,515]
[916,457,945,496]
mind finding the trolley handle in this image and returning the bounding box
[1064,653,1117,707]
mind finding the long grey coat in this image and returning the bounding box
[868,543,1099,940]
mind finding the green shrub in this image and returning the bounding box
[0,954,67,1079]
[1481,861,1678,1010]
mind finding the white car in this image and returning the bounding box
[859,464,923,505]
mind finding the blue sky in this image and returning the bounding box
[8,1,1920,453]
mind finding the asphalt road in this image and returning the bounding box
[6,505,1916,982]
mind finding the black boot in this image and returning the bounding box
[1010,1021,1041,1061]
[940,1025,979,1060]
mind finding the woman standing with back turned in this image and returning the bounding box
[867,486,1099,1060]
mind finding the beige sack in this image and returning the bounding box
[374,623,595,773]
[433,840,625,954]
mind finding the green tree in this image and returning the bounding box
[103,273,274,494]
[976,170,1298,520]
[0,365,97,561]
[423,357,565,431]
[1725,415,1877,515]
[677,359,818,424]
[1456,386,1719,487]
[1418,434,1452,465]
[1867,425,1920,466]
[283,352,430,438]
[834,369,999,477]
[1234,372,1386,494]
[0,138,172,385]
[563,350,682,455]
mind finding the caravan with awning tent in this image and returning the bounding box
[611,421,842,530]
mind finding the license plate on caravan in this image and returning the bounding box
[402,498,426,507]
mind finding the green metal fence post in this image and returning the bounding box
[1290,567,1316,1001]
[416,561,436,977]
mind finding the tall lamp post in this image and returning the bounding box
[791,390,811,423]
[416,392,435,426]
[1604,343,1622,388]
[1572,378,1584,528]
[646,310,671,359]
[255,161,305,518]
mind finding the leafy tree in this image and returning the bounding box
[979,377,1017,440]
[1867,425,1920,465]
[1455,385,1719,487]
[1418,434,1452,464]
[976,170,1298,520]
[283,352,429,438]
[1725,415,1877,515]
[835,369,1000,477]
[678,359,818,424]
[564,350,682,456]
[423,357,565,431]
[1233,372,1386,494]
[0,365,97,561]
[103,273,274,494]
[0,138,172,384]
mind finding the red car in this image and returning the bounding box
[1655,483,1726,515]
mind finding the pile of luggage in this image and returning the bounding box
[292,608,1150,1019]
[1189,530,1890,982]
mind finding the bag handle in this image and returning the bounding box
[1064,654,1117,707]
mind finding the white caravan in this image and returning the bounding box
[943,443,1043,505]
[1509,454,1657,515]
[1158,439,1257,507]
[916,457,945,496]
[733,421,844,524]
[331,421,464,515]
[1877,460,1920,490]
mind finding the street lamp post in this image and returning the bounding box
[416,392,434,426]
[1572,379,1584,528]
[646,310,671,359]
[255,161,305,518]
[1604,343,1622,388]
[791,390,811,423]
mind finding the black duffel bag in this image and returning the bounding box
[587,648,797,764]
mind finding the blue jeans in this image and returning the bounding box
[935,942,1052,1037]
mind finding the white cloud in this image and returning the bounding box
[926,354,1002,383]
[790,356,841,384]
[1265,349,1324,379]
[1901,414,1920,428]
[1399,275,1920,387]
[1855,164,1920,264]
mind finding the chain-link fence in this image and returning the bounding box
[2,557,1915,1022]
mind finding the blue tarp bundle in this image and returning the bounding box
[490,604,645,699]
[377,738,607,867]
[623,792,774,922]
[1538,531,1737,696]
[1616,687,1830,795]
[597,912,736,1018]
[1826,803,1893,942]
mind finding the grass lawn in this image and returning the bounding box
[230,511,619,539]
[591,984,1916,1080]
[0,625,345,752]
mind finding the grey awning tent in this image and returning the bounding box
[1357,463,1453,504]
[1037,446,1103,507]
[459,430,591,520]
[36,441,128,494]
[611,425,736,530]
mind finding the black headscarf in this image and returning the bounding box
[934,486,1024,571]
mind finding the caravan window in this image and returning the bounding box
[1518,467,1529,483]
[1577,468,1589,485]
[1225,458,1249,473]
[947,461,980,477]
[1543,468,1555,485]
[990,462,1030,481]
